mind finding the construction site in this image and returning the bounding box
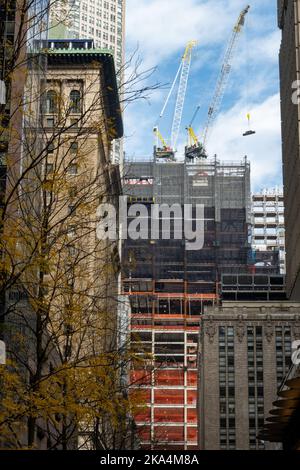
[121,5,279,450]
[122,156,252,449]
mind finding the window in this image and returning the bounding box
[67,225,76,237]
[256,370,263,381]
[68,164,77,175]
[228,403,235,414]
[46,117,55,127]
[218,326,236,449]
[69,90,81,114]
[68,205,76,215]
[247,326,265,449]
[69,187,77,198]
[70,118,78,128]
[46,163,53,174]
[229,418,235,428]
[70,142,78,154]
[220,403,226,414]
[220,418,227,428]
[67,244,77,256]
[276,326,292,385]
[46,90,58,114]
[48,142,54,153]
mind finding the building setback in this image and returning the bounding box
[123,157,251,449]
[278,0,300,299]
[199,302,300,450]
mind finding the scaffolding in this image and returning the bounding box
[122,157,251,449]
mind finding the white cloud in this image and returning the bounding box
[126,0,242,68]
[205,94,282,190]
[124,0,283,190]
[126,0,279,67]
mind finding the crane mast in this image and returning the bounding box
[171,40,197,151]
[202,5,250,147]
[154,41,196,160]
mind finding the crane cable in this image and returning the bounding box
[243,11,256,137]
[202,5,250,147]
[245,13,251,129]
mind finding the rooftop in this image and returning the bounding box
[46,45,123,139]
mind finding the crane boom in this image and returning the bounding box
[171,40,197,151]
[159,61,183,120]
[202,5,250,147]
[153,126,168,148]
[187,126,199,146]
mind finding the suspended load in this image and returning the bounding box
[243,113,256,137]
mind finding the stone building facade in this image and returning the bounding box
[199,302,300,450]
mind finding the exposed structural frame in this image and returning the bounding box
[122,156,251,449]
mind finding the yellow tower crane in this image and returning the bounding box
[184,5,250,160]
[202,5,250,147]
[154,40,197,160]
[185,105,207,160]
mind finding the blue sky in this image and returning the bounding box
[124,0,282,191]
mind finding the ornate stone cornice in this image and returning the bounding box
[265,315,274,343]
[205,316,216,343]
[236,315,245,342]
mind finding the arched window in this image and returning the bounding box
[69,90,81,114]
[46,90,58,114]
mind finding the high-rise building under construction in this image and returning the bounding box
[122,156,251,449]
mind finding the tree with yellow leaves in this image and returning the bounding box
[0,0,160,451]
